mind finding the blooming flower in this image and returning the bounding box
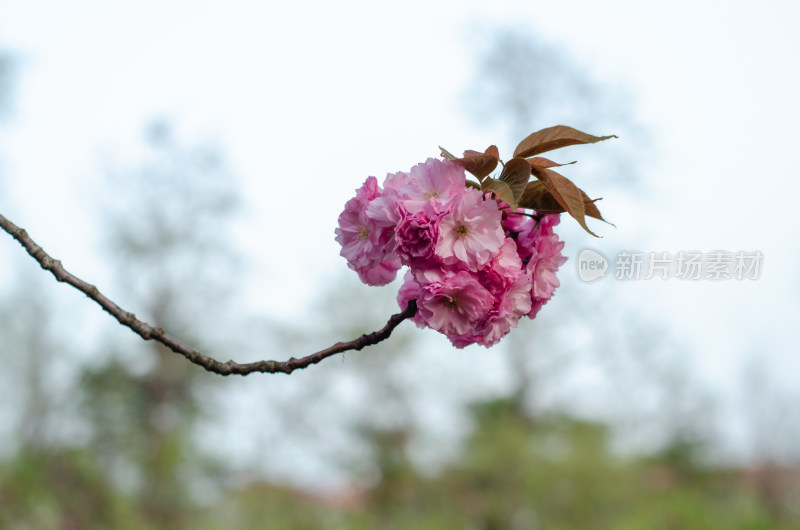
[394,202,442,266]
[478,271,533,346]
[416,269,494,338]
[397,270,426,328]
[481,237,524,291]
[400,158,466,213]
[334,176,399,285]
[435,188,504,271]
[356,258,402,287]
[523,214,567,316]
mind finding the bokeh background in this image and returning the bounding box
[1,1,799,528]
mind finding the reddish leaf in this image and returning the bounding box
[498,158,531,207]
[481,178,517,210]
[527,157,576,169]
[530,166,599,237]
[449,145,500,182]
[583,195,605,223]
[465,179,481,190]
[518,181,565,213]
[465,145,499,160]
[514,125,617,159]
[519,181,609,223]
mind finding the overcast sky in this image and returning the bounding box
[2,0,799,464]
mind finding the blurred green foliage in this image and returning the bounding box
[2,396,798,529]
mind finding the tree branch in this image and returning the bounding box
[0,212,417,376]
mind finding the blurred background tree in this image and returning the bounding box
[0,113,248,527]
[76,119,244,527]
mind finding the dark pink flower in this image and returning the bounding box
[523,214,567,316]
[397,270,426,328]
[416,269,494,338]
[394,203,442,266]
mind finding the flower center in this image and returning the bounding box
[456,224,469,238]
[358,227,370,240]
[445,294,460,309]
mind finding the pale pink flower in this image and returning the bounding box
[355,175,381,202]
[435,188,504,271]
[335,203,381,268]
[382,170,410,196]
[365,194,400,230]
[335,176,399,284]
[396,158,466,213]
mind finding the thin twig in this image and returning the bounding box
[0,212,417,376]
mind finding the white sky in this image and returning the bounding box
[2,0,799,464]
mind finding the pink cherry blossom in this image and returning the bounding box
[416,269,494,338]
[337,157,570,347]
[502,210,533,234]
[523,214,567,317]
[335,176,399,285]
[396,158,466,213]
[445,271,532,348]
[481,237,523,291]
[529,239,566,300]
[527,298,546,320]
[435,188,504,271]
[394,203,442,266]
[397,270,426,328]
[356,258,402,287]
[479,271,533,346]
[452,238,533,347]
[355,175,381,202]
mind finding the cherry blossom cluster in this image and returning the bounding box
[335,158,566,348]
